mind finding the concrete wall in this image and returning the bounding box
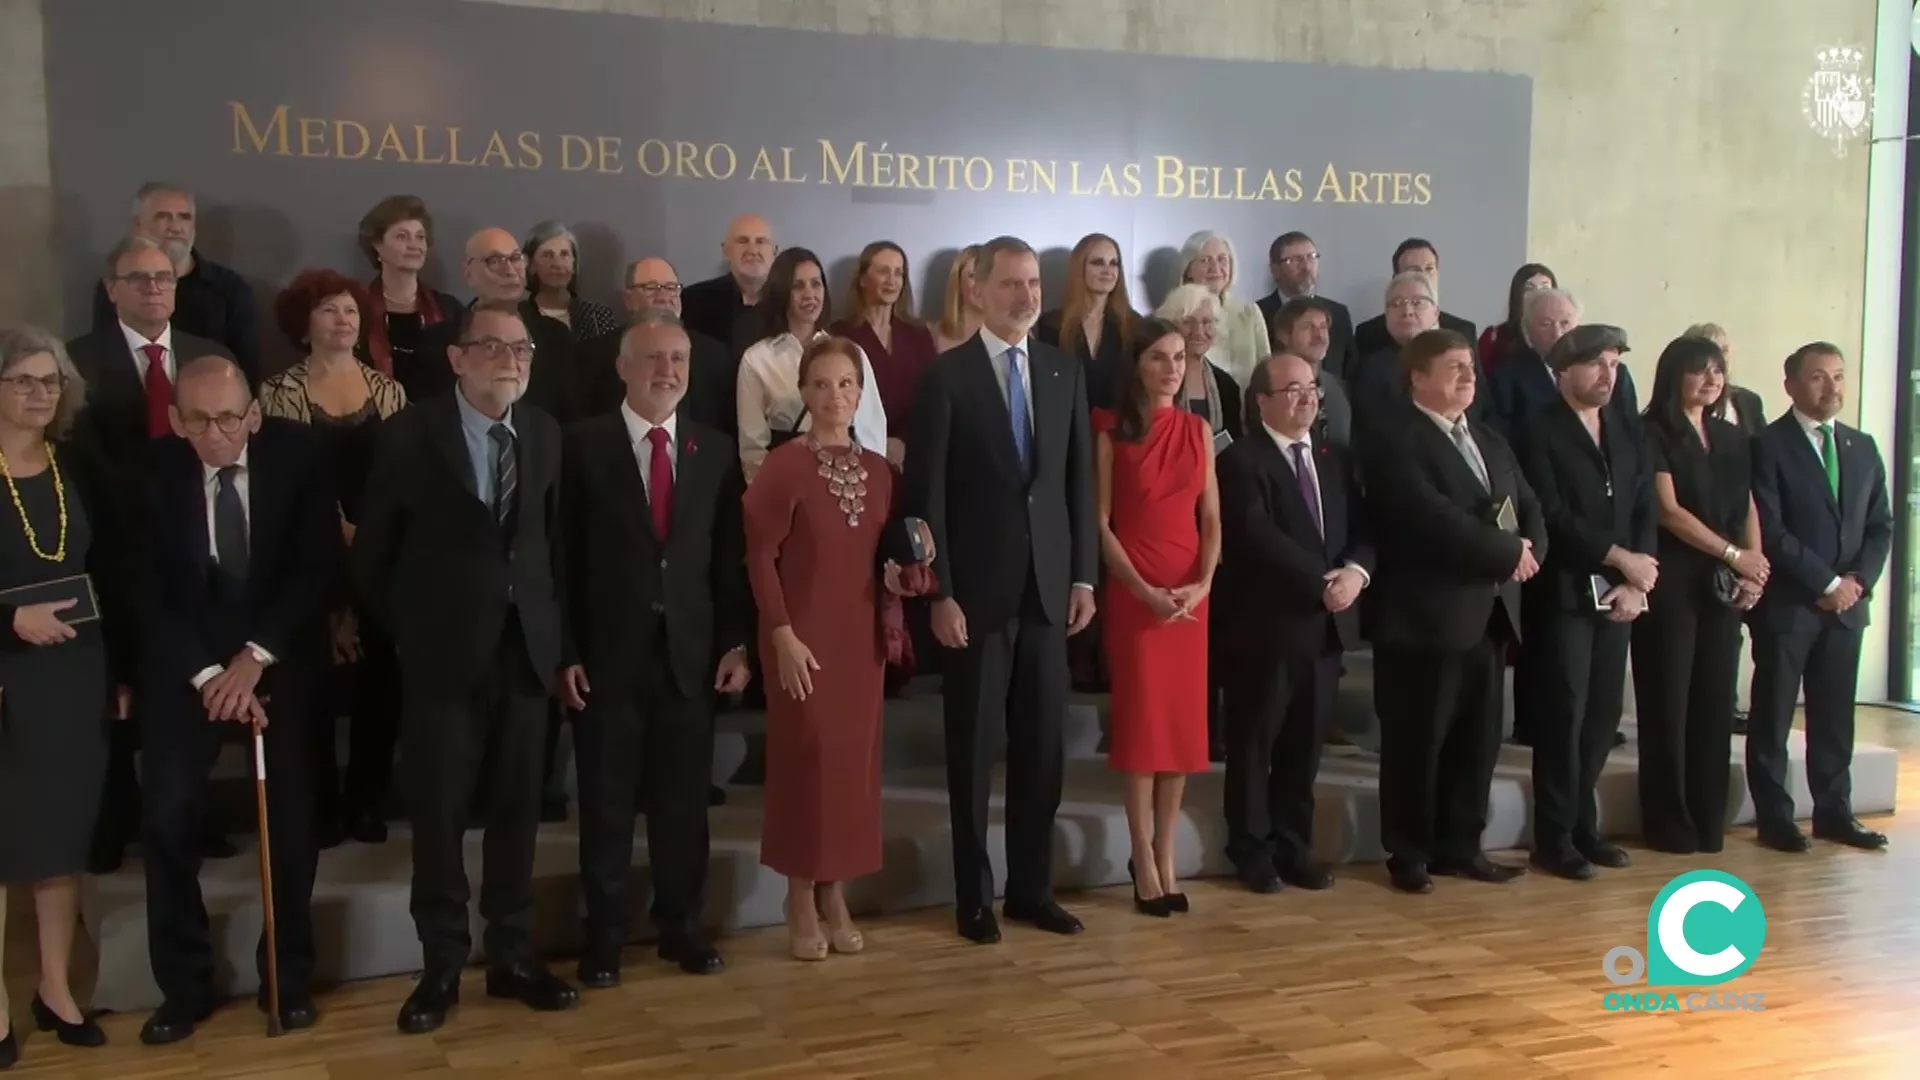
[0,0,1882,418]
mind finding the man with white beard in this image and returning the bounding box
[90,182,260,380]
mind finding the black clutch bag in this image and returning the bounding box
[1711,565,1742,607]
[0,574,100,624]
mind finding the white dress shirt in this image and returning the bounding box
[736,331,889,483]
[621,402,678,498]
[121,321,174,382]
[1413,399,1490,485]
[1792,408,1845,595]
[978,326,1035,432]
[189,446,277,691]
[1264,423,1369,586]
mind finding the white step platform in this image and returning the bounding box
[81,665,1901,1014]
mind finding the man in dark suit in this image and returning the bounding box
[905,235,1097,943]
[69,234,238,873]
[407,227,582,422]
[1487,290,1639,447]
[1747,342,1894,852]
[578,256,737,435]
[88,182,261,381]
[1514,326,1658,880]
[131,356,338,1044]
[1363,329,1546,894]
[680,213,777,358]
[1216,352,1374,893]
[1256,232,1355,380]
[353,306,579,1033]
[560,311,752,984]
[1352,239,1477,357]
[1348,272,1489,444]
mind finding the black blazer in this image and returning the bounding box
[134,420,340,690]
[561,411,748,700]
[352,393,567,696]
[407,301,583,423]
[680,273,759,359]
[1034,307,1131,413]
[1258,291,1356,382]
[1750,414,1894,634]
[1215,426,1374,660]
[1487,349,1642,449]
[577,325,737,438]
[1516,397,1657,613]
[1346,345,1490,446]
[1362,401,1546,652]
[67,326,236,476]
[904,332,1097,627]
[1712,385,1767,437]
[91,253,261,382]
[1353,309,1477,359]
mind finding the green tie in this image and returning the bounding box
[1819,423,1839,499]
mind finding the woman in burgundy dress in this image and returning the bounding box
[830,241,937,470]
[1094,317,1220,916]
[744,336,934,961]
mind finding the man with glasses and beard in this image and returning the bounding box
[89,183,260,381]
[354,307,578,1033]
[1257,233,1355,381]
[408,227,581,422]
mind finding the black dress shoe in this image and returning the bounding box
[397,968,460,1035]
[1276,862,1335,891]
[658,932,725,975]
[257,992,319,1031]
[1578,841,1632,869]
[485,962,580,1012]
[577,948,621,989]
[0,1026,15,1069]
[1431,855,1524,883]
[1528,849,1595,881]
[347,809,389,845]
[956,907,1001,944]
[1387,859,1433,894]
[1813,819,1889,850]
[708,785,728,807]
[32,995,105,1047]
[1004,900,1085,935]
[1236,861,1282,894]
[1757,824,1813,853]
[139,998,212,1046]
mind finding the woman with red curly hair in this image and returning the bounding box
[260,268,407,846]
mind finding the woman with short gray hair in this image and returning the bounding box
[1153,284,1243,444]
[1176,230,1268,389]
[523,221,620,340]
[0,325,126,1064]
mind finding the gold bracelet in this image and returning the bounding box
[1722,543,1739,565]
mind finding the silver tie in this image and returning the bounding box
[1451,419,1490,490]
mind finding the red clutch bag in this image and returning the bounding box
[881,564,938,667]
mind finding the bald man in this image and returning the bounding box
[680,213,776,357]
[405,227,582,420]
[134,355,339,1043]
[579,256,737,435]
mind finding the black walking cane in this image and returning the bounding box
[250,700,283,1037]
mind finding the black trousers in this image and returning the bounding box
[140,676,317,1007]
[402,616,548,971]
[92,720,141,859]
[575,636,713,949]
[1747,617,1864,831]
[941,583,1067,912]
[311,611,402,828]
[1223,651,1337,872]
[1629,588,1740,851]
[1522,609,1630,855]
[1374,634,1504,865]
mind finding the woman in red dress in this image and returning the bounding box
[744,336,934,961]
[1094,316,1220,916]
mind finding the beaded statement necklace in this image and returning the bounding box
[0,443,67,562]
[808,433,868,527]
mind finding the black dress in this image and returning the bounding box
[0,460,110,882]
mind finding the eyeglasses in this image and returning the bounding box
[0,374,66,398]
[1279,253,1320,269]
[115,271,177,291]
[178,411,249,435]
[472,252,527,273]
[1388,297,1435,313]
[627,282,682,298]
[1275,384,1323,400]
[461,337,536,362]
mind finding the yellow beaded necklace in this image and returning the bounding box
[0,443,68,563]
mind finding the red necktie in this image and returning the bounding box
[140,343,171,438]
[646,427,674,540]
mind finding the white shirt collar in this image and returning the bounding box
[121,321,172,356]
[202,445,249,486]
[1792,408,1831,435]
[620,401,678,447]
[979,326,1029,360]
[1263,421,1312,455]
[1413,399,1466,434]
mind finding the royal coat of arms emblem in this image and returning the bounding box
[1801,47,1875,158]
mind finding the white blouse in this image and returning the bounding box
[735,330,889,483]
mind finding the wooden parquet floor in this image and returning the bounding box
[7,710,1920,1078]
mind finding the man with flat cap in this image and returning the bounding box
[1514,325,1658,880]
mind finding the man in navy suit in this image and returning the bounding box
[1747,342,1893,852]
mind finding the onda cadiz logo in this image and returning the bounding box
[1600,870,1768,1014]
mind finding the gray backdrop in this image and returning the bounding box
[44,0,1530,369]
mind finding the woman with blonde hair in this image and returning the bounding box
[1036,233,1137,411]
[932,245,984,354]
[0,325,127,1064]
[830,240,936,467]
[1177,230,1268,389]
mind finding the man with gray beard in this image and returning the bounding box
[353,306,578,1033]
[90,182,260,380]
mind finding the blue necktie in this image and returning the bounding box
[1006,346,1032,476]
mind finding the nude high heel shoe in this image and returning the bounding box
[785,900,828,962]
